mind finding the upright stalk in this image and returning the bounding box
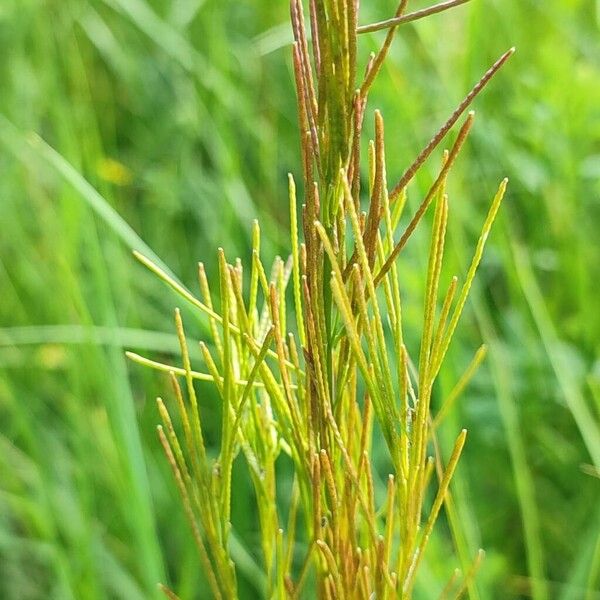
[129,1,514,597]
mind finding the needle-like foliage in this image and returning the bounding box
[128,1,513,597]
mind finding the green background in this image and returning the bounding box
[0,0,599,598]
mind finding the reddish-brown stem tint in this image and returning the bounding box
[374,113,475,287]
[358,0,471,34]
[389,47,514,202]
[359,0,409,97]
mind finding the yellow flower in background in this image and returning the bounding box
[97,157,132,186]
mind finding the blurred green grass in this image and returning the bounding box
[0,0,599,598]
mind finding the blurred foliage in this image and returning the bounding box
[0,0,599,598]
